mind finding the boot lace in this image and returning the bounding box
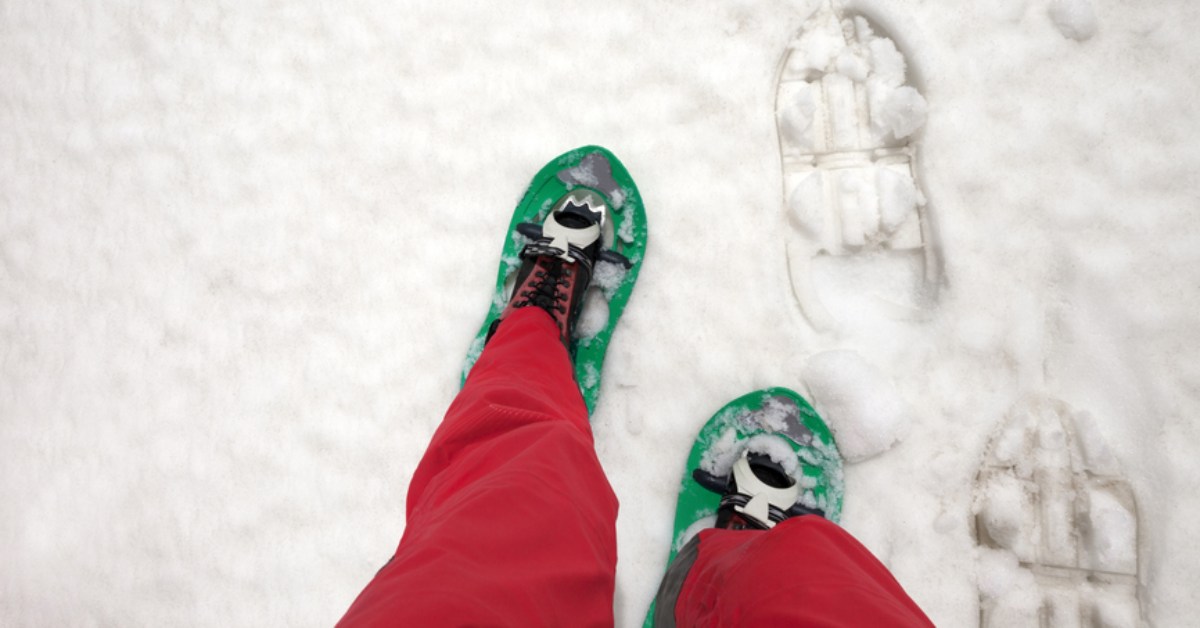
[514,259,571,315]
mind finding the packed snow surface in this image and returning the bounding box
[3,0,1200,626]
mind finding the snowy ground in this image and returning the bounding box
[3,0,1199,625]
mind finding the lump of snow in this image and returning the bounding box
[616,213,636,244]
[1073,410,1120,475]
[462,336,485,380]
[1091,596,1140,628]
[699,427,741,477]
[1082,486,1137,574]
[787,10,847,76]
[787,171,825,239]
[872,85,928,140]
[977,473,1031,556]
[876,166,918,233]
[867,37,907,87]
[835,169,878,248]
[825,73,858,149]
[752,396,793,433]
[780,82,818,149]
[977,549,1040,624]
[675,515,717,551]
[803,350,912,462]
[591,260,627,300]
[743,434,801,478]
[574,289,609,340]
[580,362,599,391]
[976,548,1021,600]
[835,50,869,82]
[609,187,627,210]
[1049,0,1098,41]
[564,161,599,188]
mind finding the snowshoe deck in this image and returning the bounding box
[461,146,647,415]
[643,387,844,626]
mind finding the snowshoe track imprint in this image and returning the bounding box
[973,397,1143,627]
[775,2,940,330]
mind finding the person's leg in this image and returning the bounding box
[338,307,618,627]
[654,516,933,627]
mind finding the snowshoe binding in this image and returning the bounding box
[461,146,648,415]
[485,189,629,347]
[643,388,844,627]
[696,448,828,531]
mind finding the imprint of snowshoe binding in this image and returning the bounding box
[775,1,940,330]
[973,397,1143,627]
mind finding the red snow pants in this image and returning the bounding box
[337,307,933,627]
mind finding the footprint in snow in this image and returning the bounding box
[774,1,942,332]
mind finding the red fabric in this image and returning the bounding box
[674,516,934,627]
[337,307,618,627]
[338,305,931,627]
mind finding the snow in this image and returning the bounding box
[1082,486,1137,573]
[804,350,912,462]
[873,85,928,139]
[1049,0,1099,41]
[877,165,919,232]
[574,288,609,340]
[591,259,628,299]
[779,83,818,149]
[739,434,802,479]
[787,170,825,236]
[3,0,1200,626]
[977,473,1024,546]
[698,426,741,478]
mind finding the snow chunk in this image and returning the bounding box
[580,362,599,391]
[803,350,911,462]
[574,289,609,340]
[867,37,907,88]
[742,434,800,478]
[977,473,1031,555]
[825,73,858,149]
[835,50,869,82]
[872,85,927,139]
[462,335,485,380]
[616,214,636,244]
[1091,596,1141,628]
[1049,0,1098,41]
[876,166,918,233]
[699,427,741,478]
[496,258,521,309]
[610,187,628,210]
[1082,486,1137,574]
[753,396,793,433]
[977,549,1040,623]
[564,161,600,188]
[591,260,628,300]
[787,171,824,239]
[835,169,876,248]
[675,515,717,552]
[780,82,818,149]
[977,548,1021,601]
[697,431,808,509]
[787,10,845,76]
[1074,410,1120,475]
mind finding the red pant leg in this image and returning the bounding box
[338,308,619,627]
[673,517,933,627]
